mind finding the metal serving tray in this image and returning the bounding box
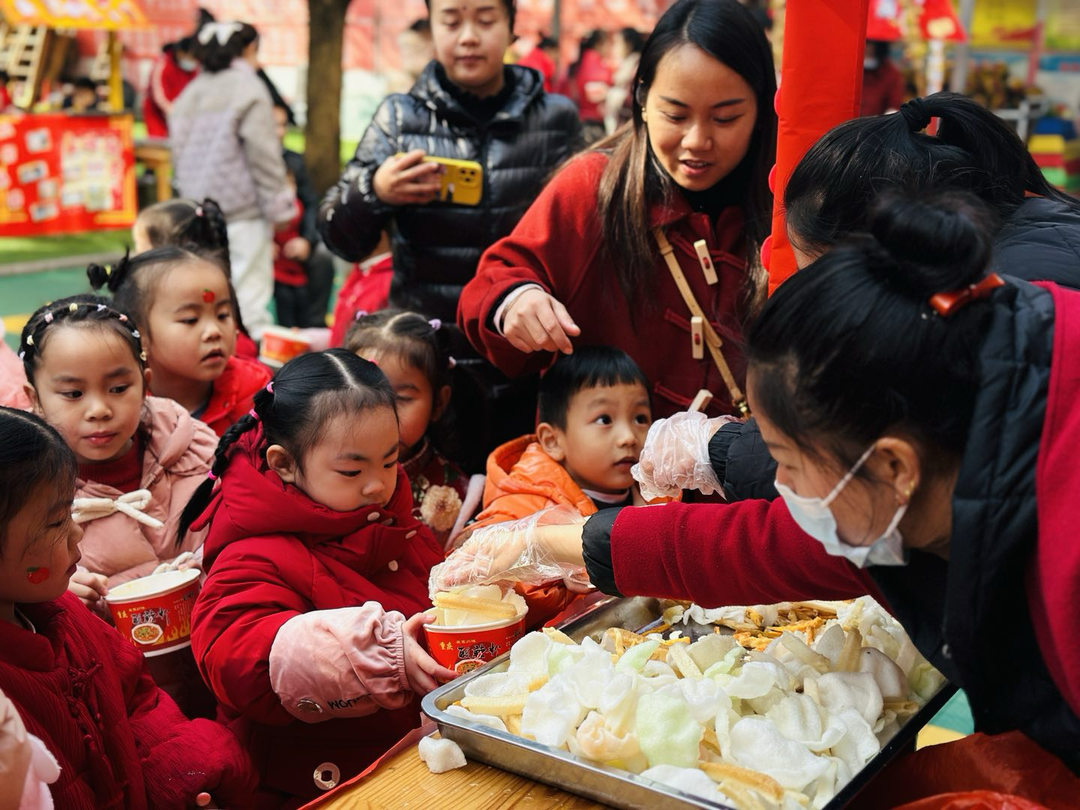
[422,596,956,809]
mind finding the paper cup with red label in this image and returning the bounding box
[104,569,201,657]
[424,586,528,675]
[259,325,313,368]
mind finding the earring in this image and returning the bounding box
[26,567,50,584]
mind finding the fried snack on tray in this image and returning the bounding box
[438,596,947,810]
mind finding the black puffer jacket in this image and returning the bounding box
[318,62,583,322]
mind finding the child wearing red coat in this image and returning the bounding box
[0,407,255,808]
[182,350,455,804]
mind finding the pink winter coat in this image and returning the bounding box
[76,396,217,587]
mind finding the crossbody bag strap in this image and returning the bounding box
[653,227,749,416]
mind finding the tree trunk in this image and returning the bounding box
[305,0,350,196]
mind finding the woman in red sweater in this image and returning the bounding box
[459,0,776,419]
[439,193,1080,798]
[0,408,254,808]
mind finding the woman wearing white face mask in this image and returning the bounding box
[435,191,1080,795]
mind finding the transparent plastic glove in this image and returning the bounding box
[632,411,740,500]
[429,505,586,597]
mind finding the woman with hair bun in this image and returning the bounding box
[440,191,1080,799]
[170,21,296,340]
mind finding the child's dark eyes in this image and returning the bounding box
[384,457,399,469]
[338,470,362,478]
[635,414,651,425]
[218,313,232,322]
[58,390,82,400]
[593,414,613,426]
[178,318,198,326]
[110,384,131,394]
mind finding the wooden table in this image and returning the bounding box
[316,738,608,809]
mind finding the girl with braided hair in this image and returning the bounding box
[89,246,271,436]
[180,349,454,803]
[131,196,259,359]
[19,294,217,610]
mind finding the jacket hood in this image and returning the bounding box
[483,435,595,515]
[200,428,419,569]
[77,396,216,496]
[411,61,544,125]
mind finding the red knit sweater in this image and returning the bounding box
[0,593,256,808]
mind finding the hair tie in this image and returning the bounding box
[132,329,141,339]
[18,351,25,360]
[195,205,204,218]
[44,312,53,323]
[139,351,147,362]
[96,303,106,312]
[266,382,274,394]
[104,264,112,277]
[428,318,442,331]
[448,356,457,369]
[25,335,33,346]
[207,471,217,480]
[197,21,243,47]
[899,98,932,132]
[928,273,1005,317]
[68,303,78,313]
[354,309,368,322]
[248,409,260,421]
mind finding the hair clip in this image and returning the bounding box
[197,21,243,47]
[132,329,141,339]
[207,470,217,480]
[18,351,25,360]
[428,318,442,331]
[195,205,204,217]
[68,303,78,312]
[118,314,128,322]
[139,351,147,362]
[104,264,112,276]
[248,409,260,421]
[44,312,53,323]
[448,356,457,369]
[25,335,33,346]
[96,303,107,312]
[928,273,1005,318]
[354,309,368,321]
[266,382,274,394]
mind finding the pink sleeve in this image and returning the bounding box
[268,603,412,723]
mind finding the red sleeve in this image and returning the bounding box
[1030,283,1080,716]
[190,537,313,726]
[457,153,607,378]
[84,596,257,805]
[609,499,884,608]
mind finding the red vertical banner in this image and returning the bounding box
[0,114,137,237]
[767,0,871,293]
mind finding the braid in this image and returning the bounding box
[20,294,146,382]
[175,409,261,545]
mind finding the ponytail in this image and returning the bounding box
[785,91,1078,255]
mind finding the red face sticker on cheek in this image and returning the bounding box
[202,290,216,303]
[26,567,50,584]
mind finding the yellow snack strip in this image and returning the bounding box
[668,642,703,679]
[460,693,529,716]
[433,592,518,619]
[700,761,785,802]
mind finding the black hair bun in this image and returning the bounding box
[866,190,994,297]
[86,249,134,293]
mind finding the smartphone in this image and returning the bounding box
[397,153,483,206]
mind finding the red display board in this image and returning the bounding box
[0,113,137,237]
